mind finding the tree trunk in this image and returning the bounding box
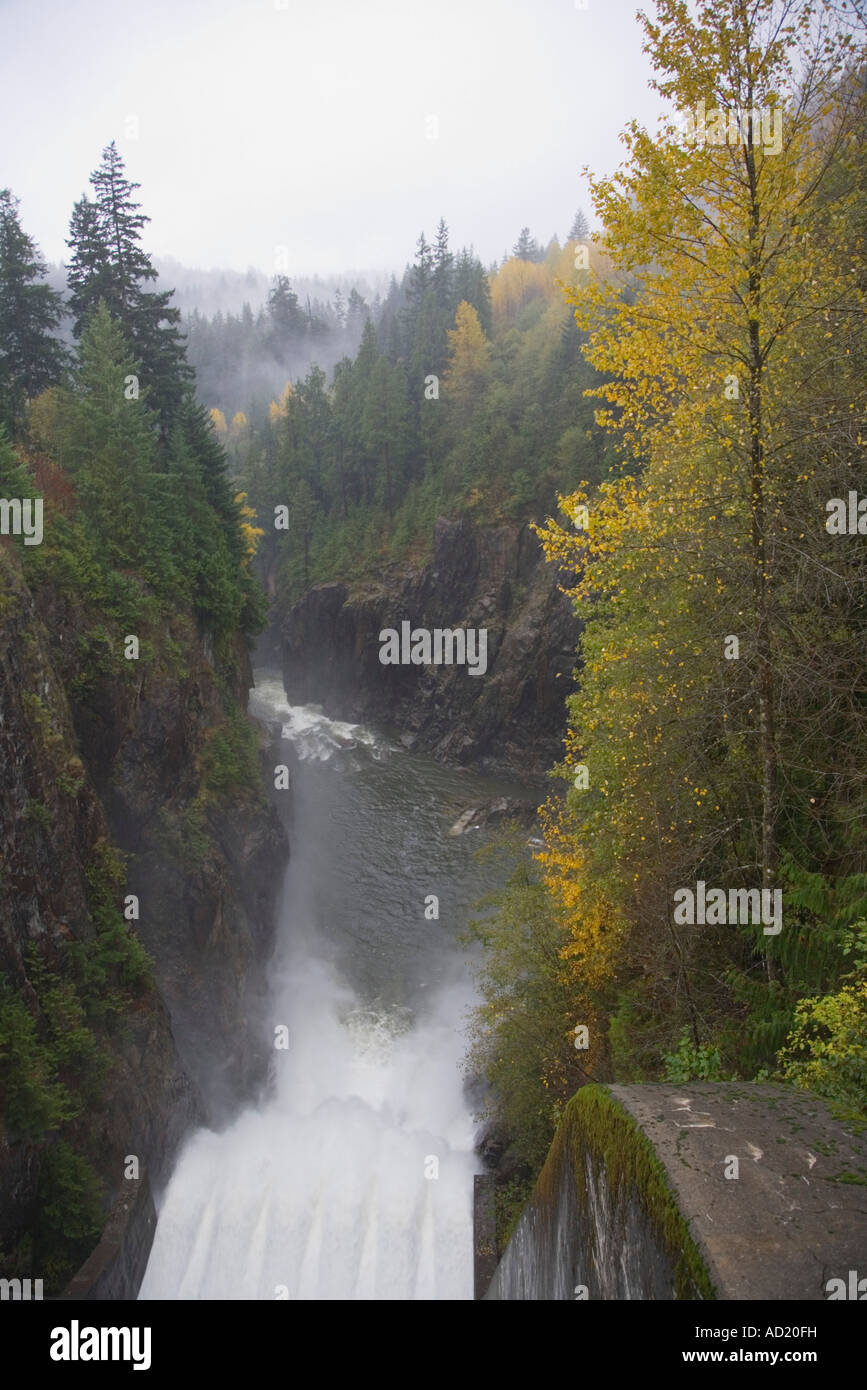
[384,441,393,517]
[745,107,779,985]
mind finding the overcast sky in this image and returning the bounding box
[1,0,666,278]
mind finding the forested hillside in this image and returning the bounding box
[0,145,285,1290]
[217,217,613,604]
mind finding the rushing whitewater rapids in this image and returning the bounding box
[140,672,525,1301]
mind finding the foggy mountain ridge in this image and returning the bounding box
[41,255,397,411]
[43,256,393,322]
[40,239,510,413]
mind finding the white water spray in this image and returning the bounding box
[140,678,480,1300]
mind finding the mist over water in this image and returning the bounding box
[140,672,523,1300]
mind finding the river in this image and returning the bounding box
[139,669,533,1300]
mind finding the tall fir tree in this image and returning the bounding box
[454,249,493,336]
[61,302,154,569]
[346,287,368,334]
[407,232,434,306]
[513,226,542,262]
[362,358,411,515]
[88,141,154,315]
[0,189,67,434]
[65,142,192,428]
[176,395,245,571]
[267,275,306,358]
[567,208,590,241]
[432,217,454,309]
[66,196,114,337]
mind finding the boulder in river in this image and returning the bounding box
[447,796,537,835]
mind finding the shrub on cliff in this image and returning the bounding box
[199,708,261,801]
[35,1141,104,1291]
[0,988,76,1139]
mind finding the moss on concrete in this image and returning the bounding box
[561,1084,716,1300]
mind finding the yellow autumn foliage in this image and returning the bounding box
[489,256,553,328]
[234,490,264,566]
[268,382,293,424]
[443,301,490,408]
[535,797,627,992]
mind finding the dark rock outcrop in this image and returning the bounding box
[0,551,194,1276]
[26,580,289,1118]
[0,543,288,1288]
[281,518,581,773]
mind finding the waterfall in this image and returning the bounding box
[140,673,481,1300]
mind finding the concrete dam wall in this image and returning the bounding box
[484,1083,867,1301]
[62,1174,156,1302]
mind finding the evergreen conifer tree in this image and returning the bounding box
[568,208,590,241]
[346,288,368,332]
[408,233,434,305]
[454,249,493,336]
[267,275,306,358]
[65,142,191,428]
[62,302,154,568]
[432,218,454,309]
[513,226,541,261]
[66,196,113,336]
[0,189,67,434]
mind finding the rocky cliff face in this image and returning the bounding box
[0,543,287,1288]
[40,592,288,1118]
[281,518,581,773]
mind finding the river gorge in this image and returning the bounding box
[139,669,535,1300]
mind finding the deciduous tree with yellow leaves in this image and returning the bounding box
[234,491,264,567]
[469,1,866,1175]
[444,299,490,411]
[536,0,866,1071]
